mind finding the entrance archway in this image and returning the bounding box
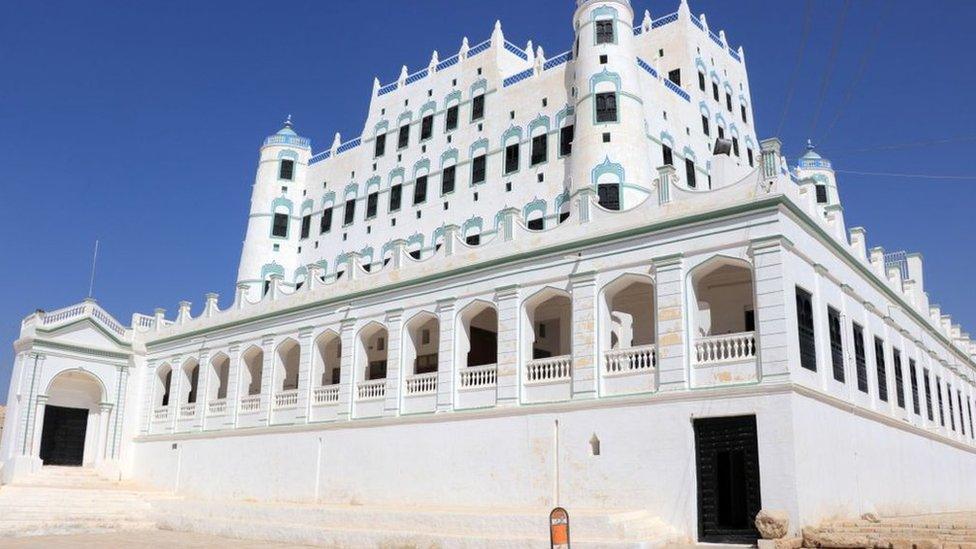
[39,370,106,467]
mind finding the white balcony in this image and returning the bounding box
[274,389,299,410]
[694,332,757,365]
[207,399,227,416]
[405,372,438,395]
[525,355,572,385]
[604,344,657,376]
[239,394,261,414]
[459,364,497,389]
[357,379,386,401]
[152,406,170,422]
[312,385,340,405]
[179,403,197,419]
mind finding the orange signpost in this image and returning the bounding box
[550,507,570,549]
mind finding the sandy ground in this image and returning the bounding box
[0,530,317,548]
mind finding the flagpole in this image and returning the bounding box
[87,239,99,299]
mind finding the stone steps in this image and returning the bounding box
[153,499,683,548]
[803,512,976,548]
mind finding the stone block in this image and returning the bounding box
[756,509,790,539]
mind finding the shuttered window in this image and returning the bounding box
[389,184,402,212]
[597,184,620,211]
[343,199,355,225]
[698,71,706,91]
[445,105,459,131]
[320,207,333,234]
[504,143,519,174]
[827,307,844,382]
[420,114,433,140]
[397,125,410,149]
[595,92,618,122]
[595,20,615,44]
[560,125,574,156]
[923,369,934,421]
[909,360,920,416]
[531,134,547,165]
[853,323,868,392]
[278,159,294,180]
[948,383,956,431]
[300,214,311,239]
[893,349,905,409]
[441,165,456,195]
[366,192,378,219]
[471,94,485,120]
[874,338,888,402]
[663,144,673,166]
[413,175,428,205]
[816,185,828,204]
[271,213,288,237]
[958,390,966,436]
[685,158,697,188]
[936,376,945,426]
[374,133,386,157]
[796,288,816,372]
[702,115,710,136]
[472,154,486,184]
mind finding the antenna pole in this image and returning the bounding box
[87,239,99,299]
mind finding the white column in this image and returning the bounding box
[654,255,687,392]
[227,343,241,428]
[570,271,598,400]
[194,351,209,431]
[96,403,113,464]
[337,319,357,421]
[436,298,456,412]
[141,361,157,435]
[259,336,275,425]
[29,395,48,461]
[749,237,792,381]
[169,355,183,433]
[383,310,404,417]
[297,327,314,423]
[495,285,520,405]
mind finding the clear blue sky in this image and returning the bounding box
[2,1,974,399]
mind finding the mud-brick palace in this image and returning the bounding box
[2,0,975,543]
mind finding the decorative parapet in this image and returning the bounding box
[20,298,131,342]
[262,134,310,149]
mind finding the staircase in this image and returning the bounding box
[0,466,170,538]
[803,512,976,548]
[153,498,685,548]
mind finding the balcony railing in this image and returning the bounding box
[153,406,170,422]
[313,385,340,405]
[405,372,438,395]
[694,331,757,365]
[274,389,299,409]
[459,364,497,389]
[604,344,657,375]
[357,379,387,400]
[525,355,572,384]
[179,403,197,418]
[207,399,227,416]
[239,394,261,413]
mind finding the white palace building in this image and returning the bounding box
[2,0,975,544]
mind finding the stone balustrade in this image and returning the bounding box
[694,331,757,365]
[274,390,299,409]
[207,399,227,416]
[405,372,438,395]
[459,364,497,389]
[153,406,169,422]
[525,355,573,384]
[357,379,386,401]
[179,403,197,419]
[313,385,340,405]
[604,344,657,375]
[239,395,261,413]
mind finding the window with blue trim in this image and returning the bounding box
[366,192,378,219]
[504,143,519,174]
[442,166,456,195]
[531,134,547,166]
[343,199,355,225]
[595,92,617,123]
[272,213,288,237]
[421,115,434,140]
[320,208,333,234]
[300,215,311,239]
[446,105,459,131]
[398,125,410,149]
[471,95,485,121]
[560,125,574,156]
[374,133,386,158]
[389,184,402,212]
[414,176,428,205]
[596,20,614,44]
[472,154,486,184]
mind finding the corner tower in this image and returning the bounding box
[236,118,311,301]
[571,0,651,210]
[795,141,839,207]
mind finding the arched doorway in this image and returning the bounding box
[39,370,106,467]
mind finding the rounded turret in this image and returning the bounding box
[795,140,839,206]
[571,0,651,210]
[236,117,312,301]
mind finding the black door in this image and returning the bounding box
[694,415,762,544]
[39,405,89,466]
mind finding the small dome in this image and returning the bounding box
[276,114,297,136]
[263,115,310,149]
[800,139,821,160]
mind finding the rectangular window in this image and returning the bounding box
[343,198,355,225]
[366,192,378,219]
[968,398,974,438]
[948,383,956,431]
[663,144,673,166]
[441,165,456,195]
[853,323,868,392]
[397,125,410,149]
[472,154,486,184]
[701,115,710,136]
[445,105,459,131]
[923,368,934,421]
[732,137,740,157]
[685,158,696,188]
[726,92,733,112]
[796,287,816,372]
[741,104,748,124]
[698,71,706,91]
[300,214,311,239]
[958,390,966,436]
[560,125,574,156]
[597,183,620,210]
[827,307,844,382]
[875,338,888,402]
[712,82,719,101]
[668,69,681,86]
[320,207,333,234]
[504,143,519,174]
[747,148,754,167]
[527,217,544,230]
[421,114,433,140]
[471,94,485,121]
[893,348,905,409]
[465,233,480,246]
[816,185,828,204]
[272,213,288,237]
[937,376,945,426]
[531,134,547,165]
[374,133,386,157]
[413,175,428,205]
[389,184,402,212]
[596,19,614,44]
[279,159,294,180]
[909,359,920,416]
[595,92,618,123]
[717,126,725,140]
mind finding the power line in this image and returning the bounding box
[830,136,976,155]
[809,0,852,137]
[821,1,888,143]
[835,169,976,181]
[775,0,814,137]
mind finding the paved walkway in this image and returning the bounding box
[0,530,315,548]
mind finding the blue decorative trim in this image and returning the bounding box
[343,182,359,199]
[405,68,428,85]
[419,100,437,118]
[503,41,528,61]
[378,82,398,96]
[501,125,523,145]
[277,149,298,160]
[637,57,658,78]
[528,114,551,135]
[413,157,431,177]
[543,50,573,71]
[469,138,489,157]
[443,90,462,106]
[664,79,690,101]
[652,12,678,28]
[271,196,294,214]
[522,198,547,221]
[389,167,405,185]
[336,137,360,154]
[261,262,284,280]
[365,176,381,193]
[469,78,488,97]
[441,147,459,167]
[591,156,625,185]
[468,40,491,58]
[589,68,622,93]
[310,150,331,164]
[503,68,534,88]
[322,191,336,207]
[436,55,459,71]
